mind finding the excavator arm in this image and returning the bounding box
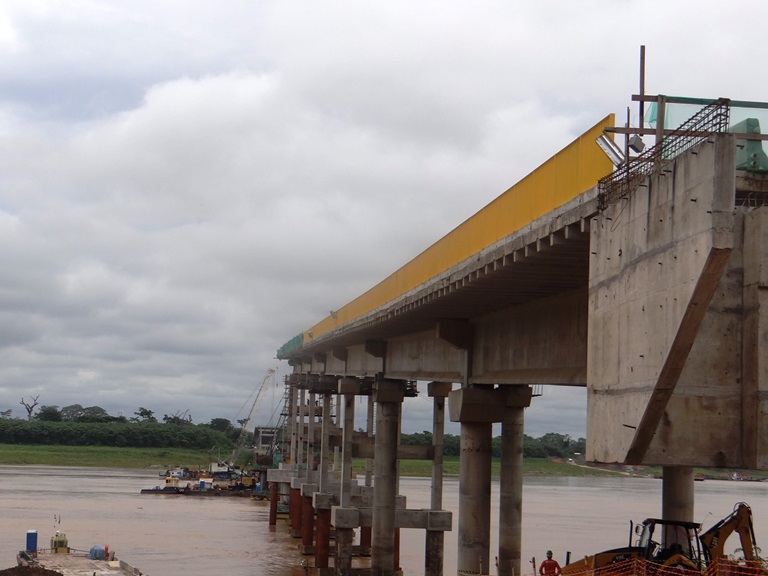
[699,502,758,564]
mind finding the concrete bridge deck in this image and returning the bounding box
[273,96,768,576]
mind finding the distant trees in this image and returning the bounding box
[20,396,39,421]
[34,406,62,422]
[0,419,233,449]
[60,405,85,421]
[131,407,157,423]
[207,418,232,433]
[401,431,585,459]
[163,410,192,425]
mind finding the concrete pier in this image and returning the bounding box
[499,389,530,576]
[372,379,405,576]
[301,490,315,554]
[426,382,450,576]
[457,420,492,574]
[662,467,694,518]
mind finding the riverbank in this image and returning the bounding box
[0,444,629,476]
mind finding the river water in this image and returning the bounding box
[0,466,766,576]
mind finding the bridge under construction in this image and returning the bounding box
[270,89,768,576]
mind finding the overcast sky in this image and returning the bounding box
[1,1,764,439]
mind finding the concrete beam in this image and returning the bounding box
[436,319,474,350]
[332,347,348,362]
[365,339,387,358]
[352,441,434,460]
[332,507,452,530]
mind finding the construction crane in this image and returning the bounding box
[229,368,276,467]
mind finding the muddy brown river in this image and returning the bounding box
[0,466,765,575]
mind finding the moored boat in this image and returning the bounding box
[17,530,147,575]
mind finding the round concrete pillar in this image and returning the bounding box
[499,405,524,576]
[372,400,399,576]
[662,466,694,545]
[458,421,492,574]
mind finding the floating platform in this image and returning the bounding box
[17,531,147,576]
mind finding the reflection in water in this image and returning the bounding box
[0,466,765,575]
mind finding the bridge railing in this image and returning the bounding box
[598,98,731,211]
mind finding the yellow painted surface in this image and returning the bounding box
[303,115,615,344]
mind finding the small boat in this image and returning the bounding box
[17,530,147,575]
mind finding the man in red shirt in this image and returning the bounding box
[540,550,562,576]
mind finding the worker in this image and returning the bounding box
[539,550,562,576]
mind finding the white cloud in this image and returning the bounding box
[0,0,766,433]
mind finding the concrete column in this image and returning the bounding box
[308,391,316,475]
[289,382,298,470]
[458,421,492,574]
[290,486,302,538]
[316,507,331,569]
[365,393,375,487]
[372,379,405,576]
[426,381,451,576]
[336,526,353,576]
[499,405,524,576]
[335,377,360,575]
[319,393,332,493]
[297,388,306,476]
[334,393,342,472]
[662,466,694,544]
[338,377,359,508]
[269,480,278,526]
[301,493,315,553]
[361,393,375,550]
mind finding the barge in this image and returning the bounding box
[17,530,147,575]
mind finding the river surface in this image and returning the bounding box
[0,466,766,575]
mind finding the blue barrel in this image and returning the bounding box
[26,530,37,553]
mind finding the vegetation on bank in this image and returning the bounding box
[0,444,624,477]
[353,456,625,477]
[0,414,586,460]
[0,444,214,468]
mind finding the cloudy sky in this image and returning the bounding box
[0,1,764,439]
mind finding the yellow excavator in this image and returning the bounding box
[562,502,759,575]
[699,502,758,564]
[562,517,702,575]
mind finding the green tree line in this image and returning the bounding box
[2,402,583,458]
[0,404,240,449]
[400,431,585,459]
[0,419,234,449]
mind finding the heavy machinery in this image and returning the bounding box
[562,517,702,575]
[228,368,276,467]
[699,502,758,564]
[562,502,760,575]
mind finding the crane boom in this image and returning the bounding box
[229,368,276,467]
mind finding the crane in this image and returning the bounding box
[229,368,276,468]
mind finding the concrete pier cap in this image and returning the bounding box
[449,386,532,423]
[337,376,360,395]
[374,378,407,403]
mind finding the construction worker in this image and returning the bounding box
[539,550,562,576]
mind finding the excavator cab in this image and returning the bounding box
[561,518,702,575]
[635,518,703,570]
[562,503,760,576]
